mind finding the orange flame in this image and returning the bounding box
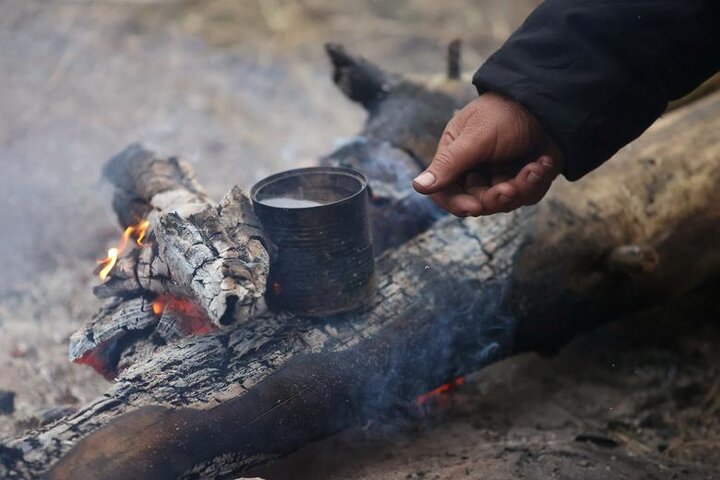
[97,247,120,280]
[97,219,151,280]
[152,296,166,316]
[415,377,465,414]
[135,220,150,246]
[151,294,216,336]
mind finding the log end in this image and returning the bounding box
[325,43,393,109]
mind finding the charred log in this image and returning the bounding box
[8,208,525,480]
[326,42,462,167]
[103,145,209,228]
[96,148,271,327]
[446,39,461,80]
[321,138,442,252]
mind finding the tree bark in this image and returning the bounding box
[2,47,720,479]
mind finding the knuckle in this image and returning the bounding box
[446,203,469,218]
[432,151,455,171]
[447,114,461,130]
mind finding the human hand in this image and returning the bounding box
[412,92,564,216]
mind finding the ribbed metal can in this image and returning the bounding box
[251,167,376,316]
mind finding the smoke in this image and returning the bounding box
[351,277,517,424]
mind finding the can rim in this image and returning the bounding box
[250,166,368,210]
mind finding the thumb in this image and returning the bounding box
[413,134,487,195]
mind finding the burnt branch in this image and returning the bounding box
[447,38,461,80]
[99,147,271,328]
[154,186,270,325]
[327,42,464,167]
[103,144,209,228]
[325,42,395,110]
[321,139,443,252]
[68,297,158,379]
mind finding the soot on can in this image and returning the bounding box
[251,167,376,316]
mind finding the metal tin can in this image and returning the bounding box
[251,167,376,316]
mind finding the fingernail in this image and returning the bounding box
[540,156,554,168]
[527,171,542,183]
[413,171,436,189]
[498,194,511,204]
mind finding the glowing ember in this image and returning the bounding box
[96,219,151,280]
[415,377,465,414]
[72,341,118,380]
[151,294,216,336]
[152,297,165,316]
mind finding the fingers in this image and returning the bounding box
[463,171,490,197]
[431,155,559,218]
[414,137,480,194]
[414,91,563,217]
[480,155,559,215]
[490,173,512,186]
[426,170,492,217]
[413,114,491,195]
[430,185,484,217]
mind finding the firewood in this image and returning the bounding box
[68,297,158,379]
[2,42,720,479]
[96,147,272,328]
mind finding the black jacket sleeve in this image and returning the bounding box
[472,0,720,180]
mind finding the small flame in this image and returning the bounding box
[152,295,200,317]
[96,220,151,280]
[415,377,465,415]
[135,220,150,246]
[98,247,119,280]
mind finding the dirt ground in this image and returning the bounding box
[0,1,718,478]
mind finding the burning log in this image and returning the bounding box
[96,147,272,327]
[2,43,720,480]
[69,297,158,379]
[71,154,272,376]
